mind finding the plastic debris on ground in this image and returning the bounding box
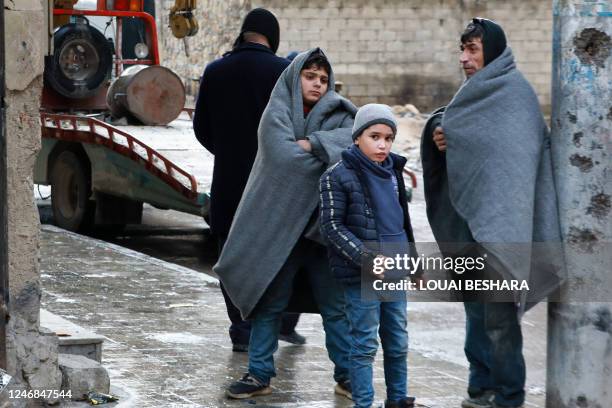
[86,391,119,405]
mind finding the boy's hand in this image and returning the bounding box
[410,275,427,289]
[296,139,312,152]
[371,255,390,280]
[433,126,446,152]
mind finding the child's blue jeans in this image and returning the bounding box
[342,283,408,408]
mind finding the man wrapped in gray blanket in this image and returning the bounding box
[216,48,356,400]
[420,19,563,408]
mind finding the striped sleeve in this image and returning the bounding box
[319,165,369,267]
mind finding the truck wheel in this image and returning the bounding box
[44,23,112,99]
[51,150,95,232]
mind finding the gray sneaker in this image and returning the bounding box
[334,379,352,400]
[461,391,495,408]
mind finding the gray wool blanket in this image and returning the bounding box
[214,48,357,319]
[421,47,565,309]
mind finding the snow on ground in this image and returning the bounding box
[392,107,428,172]
[115,112,214,194]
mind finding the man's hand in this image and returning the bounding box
[296,139,312,152]
[433,126,446,152]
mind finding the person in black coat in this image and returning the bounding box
[193,8,304,352]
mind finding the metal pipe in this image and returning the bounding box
[547,1,612,406]
[116,16,123,76]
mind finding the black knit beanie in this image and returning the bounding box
[471,18,507,65]
[233,8,280,53]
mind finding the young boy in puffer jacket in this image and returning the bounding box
[319,104,420,408]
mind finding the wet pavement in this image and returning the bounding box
[40,220,547,408]
[37,169,547,407]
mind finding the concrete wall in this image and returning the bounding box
[156,0,553,113]
[547,5,612,406]
[2,1,62,405]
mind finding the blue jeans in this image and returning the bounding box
[464,302,526,407]
[217,236,300,345]
[343,283,408,408]
[248,238,350,384]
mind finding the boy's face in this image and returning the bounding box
[459,37,484,78]
[301,65,329,107]
[354,124,394,163]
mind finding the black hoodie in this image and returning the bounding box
[473,18,507,65]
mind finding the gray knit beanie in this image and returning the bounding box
[351,103,397,140]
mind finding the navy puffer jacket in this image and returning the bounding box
[319,149,417,283]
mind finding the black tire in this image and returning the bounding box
[44,23,112,99]
[51,150,95,232]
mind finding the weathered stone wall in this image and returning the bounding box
[3,1,62,405]
[155,0,252,97]
[156,0,552,113]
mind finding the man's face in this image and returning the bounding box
[460,37,485,78]
[354,124,394,163]
[301,65,329,107]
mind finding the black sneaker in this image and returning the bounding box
[334,379,352,400]
[226,373,272,399]
[279,330,306,345]
[232,343,248,353]
[381,396,416,408]
[492,402,524,408]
